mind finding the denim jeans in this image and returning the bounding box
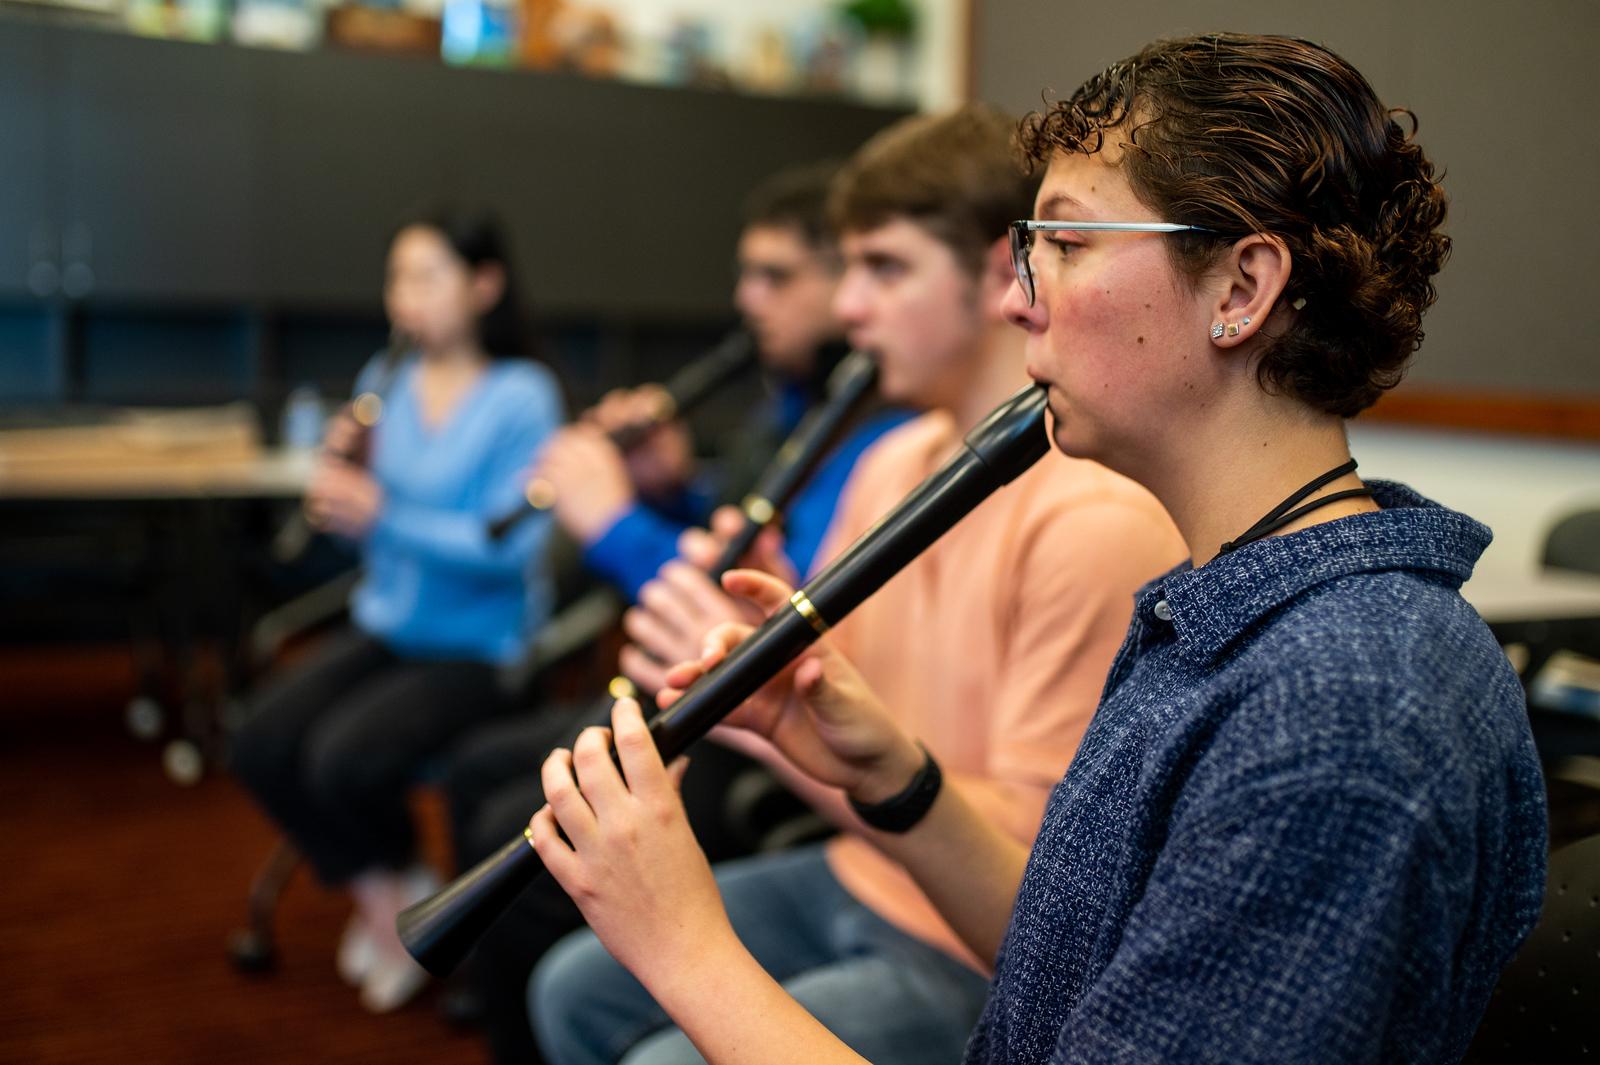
[530,845,992,1065]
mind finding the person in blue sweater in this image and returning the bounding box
[520,34,1548,1065]
[231,206,563,1014]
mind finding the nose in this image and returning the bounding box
[734,273,765,319]
[1001,277,1044,333]
[832,269,870,328]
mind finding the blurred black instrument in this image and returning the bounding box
[271,329,409,562]
[486,330,757,541]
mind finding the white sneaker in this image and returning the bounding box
[358,948,431,1013]
[355,864,440,1013]
[400,864,442,908]
[336,914,377,988]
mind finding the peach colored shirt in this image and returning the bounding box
[814,411,1186,972]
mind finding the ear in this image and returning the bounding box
[1207,234,1291,349]
[976,234,1017,321]
[471,261,508,315]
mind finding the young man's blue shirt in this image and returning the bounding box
[583,377,912,595]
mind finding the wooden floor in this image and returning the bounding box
[0,648,488,1065]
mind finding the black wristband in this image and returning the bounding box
[848,743,942,833]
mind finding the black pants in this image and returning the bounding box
[231,627,513,885]
[440,696,792,1065]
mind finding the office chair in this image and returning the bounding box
[1463,832,1600,1062]
[1543,507,1600,577]
[227,531,610,973]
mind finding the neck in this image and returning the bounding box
[418,342,488,374]
[785,338,845,394]
[1133,393,1377,569]
[945,322,1029,435]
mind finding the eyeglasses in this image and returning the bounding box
[1008,220,1215,307]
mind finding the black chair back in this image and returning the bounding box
[1465,832,1600,1061]
[1543,509,1600,576]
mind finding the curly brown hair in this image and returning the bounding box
[1018,33,1450,417]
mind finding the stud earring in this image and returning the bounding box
[1241,317,1251,327]
[1291,297,1307,310]
[1225,322,1240,337]
[1210,323,1225,339]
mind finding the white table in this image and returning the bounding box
[0,448,320,782]
[0,449,313,501]
[1464,570,1600,625]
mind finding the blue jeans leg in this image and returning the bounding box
[531,925,667,1065]
[530,846,991,1065]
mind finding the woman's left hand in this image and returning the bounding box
[304,460,384,539]
[529,698,734,987]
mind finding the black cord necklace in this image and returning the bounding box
[1217,459,1373,556]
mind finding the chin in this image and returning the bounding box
[750,332,779,359]
[875,367,911,405]
[1048,416,1097,462]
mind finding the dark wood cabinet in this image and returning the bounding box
[0,22,64,298]
[59,31,266,301]
[257,47,454,306]
[0,17,906,406]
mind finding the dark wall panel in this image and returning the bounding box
[0,23,63,296]
[61,32,265,301]
[0,19,907,407]
[0,305,63,403]
[257,48,456,307]
[80,308,255,404]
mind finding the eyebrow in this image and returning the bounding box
[853,250,908,271]
[842,243,906,265]
[1037,192,1089,218]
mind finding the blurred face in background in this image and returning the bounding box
[833,218,987,410]
[383,224,503,354]
[734,223,843,377]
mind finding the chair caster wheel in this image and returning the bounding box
[227,928,277,974]
[163,740,204,786]
[126,697,165,740]
[437,980,486,1029]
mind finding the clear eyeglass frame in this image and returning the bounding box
[1008,219,1215,306]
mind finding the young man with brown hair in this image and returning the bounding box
[528,104,1185,1065]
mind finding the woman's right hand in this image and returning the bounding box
[321,409,363,460]
[659,568,925,805]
